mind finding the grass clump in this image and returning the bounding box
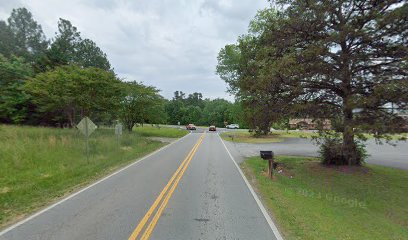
[242,155,408,240]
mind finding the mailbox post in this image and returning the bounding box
[260,150,274,179]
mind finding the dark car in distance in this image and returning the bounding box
[209,125,216,131]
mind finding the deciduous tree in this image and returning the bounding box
[25,65,121,126]
[119,81,165,131]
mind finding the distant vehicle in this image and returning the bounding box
[209,125,216,131]
[186,124,196,130]
[226,124,239,129]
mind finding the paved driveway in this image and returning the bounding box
[224,137,408,170]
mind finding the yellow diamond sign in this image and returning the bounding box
[77,117,97,137]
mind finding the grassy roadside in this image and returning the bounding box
[219,131,314,143]
[0,125,169,228]
[241,156,408,240]
[363,133,407,140]
[220,131,283,143]
[221,130,407,143]
[133,125,188,138]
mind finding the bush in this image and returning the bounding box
[319,137,367,166]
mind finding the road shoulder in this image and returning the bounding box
[218,134,284,240]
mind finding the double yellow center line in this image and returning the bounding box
[128,133,205,240]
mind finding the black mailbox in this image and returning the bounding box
[260,151,274,160]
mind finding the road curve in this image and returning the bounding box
[0,132,280,240]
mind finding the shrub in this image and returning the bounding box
[319,136,367,166]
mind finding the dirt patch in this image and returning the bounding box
[1,187,10,194]
[120,146,132,151]
[260,162,295,179]
[274,163,295,178]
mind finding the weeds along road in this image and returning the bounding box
[0,130,281,240]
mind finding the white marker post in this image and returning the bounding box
[77,117,97,163]
[115,123,123,147]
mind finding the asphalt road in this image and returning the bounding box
[223,137,408,169]
[0,132,281,240]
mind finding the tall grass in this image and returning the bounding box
[133,125,188,138]
[0,125,164,227]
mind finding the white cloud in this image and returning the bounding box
[0,0,269,100]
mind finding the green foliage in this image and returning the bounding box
[0,7,238,129]
[75,39,111,71]
[25,65,122,126]
[165,97,186,124]
[47,18,82,67]
[44,18,111,71]
[7,8,48,62]
[217,9,288,134]
[0,55,33,123]
[119,81,166,131]
[201,98,231,127]
[0,8,116,126]
[217,1,408,164]
[164,91,242,127]
[216,44,241,92]
[316,132,367,165]
[0,21,15,58]
[185,92,205,108]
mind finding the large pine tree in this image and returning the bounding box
[218,0,407,165]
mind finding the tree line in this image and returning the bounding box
[217,0,407,165]
[0,7,242,132]
[0,7,165,130]
[165,91,246,128]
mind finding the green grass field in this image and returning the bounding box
[242,156,408,240]
[133,125,188,138]
[0,125,167,228]
[221,130,406,143]
[363,133,407,140]
[220,131,315,143]
[220,131,284,143]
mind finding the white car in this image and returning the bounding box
[226,124,239,129]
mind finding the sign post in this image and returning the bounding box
[115,123,123,147]
[77,117,97,163]
[260,150,274,179]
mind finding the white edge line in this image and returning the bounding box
[0,132,191,236]
[218,133,284,240]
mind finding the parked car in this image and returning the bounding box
[209,125,216,131]
[226,124,239,129]
[186,124,196,130]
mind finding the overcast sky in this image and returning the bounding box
[0,0,270,100]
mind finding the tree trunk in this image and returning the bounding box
[125,119,134,132]
[65,107,75,128]
[261,125,270,135]
[339,37,359,165]
[342,105,359,165]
